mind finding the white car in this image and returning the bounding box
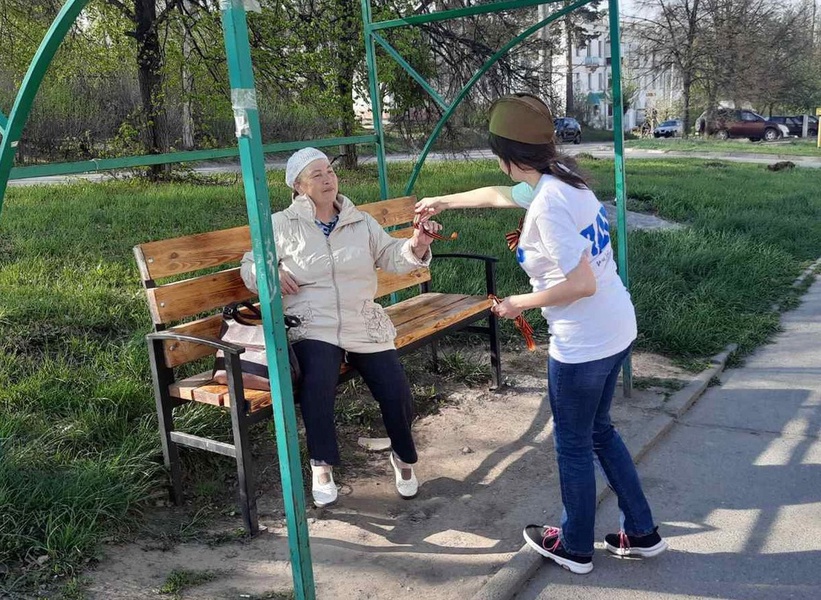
[653,119,683,138]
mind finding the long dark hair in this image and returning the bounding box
[488,133,589,190]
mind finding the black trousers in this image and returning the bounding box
[291,339,418,466]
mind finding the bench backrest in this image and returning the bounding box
[134,195,429,368]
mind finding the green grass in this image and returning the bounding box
[159,568,219,598]
[1,158,819,589]
[626,137,821,157]
[582,128,638,143]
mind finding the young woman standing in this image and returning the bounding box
[415,94,667,573]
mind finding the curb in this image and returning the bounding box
[769,257,821,312]
[470,343,738,600]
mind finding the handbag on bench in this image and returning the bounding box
[212,301,302,391]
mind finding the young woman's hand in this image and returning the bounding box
[279,267,299,295]
[491,296,524,320]
[414,197,444,219]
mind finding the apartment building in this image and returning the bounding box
[552,19,681,130]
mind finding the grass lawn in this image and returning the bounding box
[626,136,821,157]
[1,158,819,588]
[582,128,638,143]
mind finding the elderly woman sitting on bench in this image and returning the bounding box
[241,147,442,507]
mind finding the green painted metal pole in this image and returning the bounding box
[361,0,389,199]
[0,0,91,218]
[8,135,378,181]
[402,0,596,195]
[372,33,447,110]
[371,0,568,31]
[219,3,315,599]
[607,0,632,396]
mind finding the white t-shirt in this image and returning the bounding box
[511,178,637,364]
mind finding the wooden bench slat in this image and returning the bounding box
[357,196,417,228]
[375,268,430,299]
[392,295,492,349]
[137,226,252,281]
[170,371,273,411]
[144,232,422,327]
[163,315,225,368]
[150,264,428,327]
[135,197,417,282]
[384,292,472,328]
[191,383,230,406]
[389,227,414,239]
[169,371,215,401]
[147,268,254,325]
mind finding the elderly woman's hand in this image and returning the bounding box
[279,267,299,295]
[411,219,443,253]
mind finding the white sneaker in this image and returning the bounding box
[389,452,418,499]
[310,463,338,508]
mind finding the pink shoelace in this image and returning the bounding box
[619,530,631,550]
[541,526,562,552]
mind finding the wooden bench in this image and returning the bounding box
[134,195,501,533]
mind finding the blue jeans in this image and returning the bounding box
[547,345,656,556]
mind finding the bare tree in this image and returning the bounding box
[633,0,705,135]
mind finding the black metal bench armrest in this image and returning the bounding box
[430,253,499,297]
[431,252,498,264]
[146,331,245,356]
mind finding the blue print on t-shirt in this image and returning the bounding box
[579,206,611,257]
[516,246,525,264]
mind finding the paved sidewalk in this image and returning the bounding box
[516,274,821,599]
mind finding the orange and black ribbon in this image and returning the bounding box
[413,214,458,241]
[505,216,525,252]
[489,294,537,351]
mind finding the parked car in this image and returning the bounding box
[653,119,683,138]
[695,109,789,141]
[769,115,818,137]
[554,117,582,144]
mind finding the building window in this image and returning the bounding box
[574,73,581,88]
[588,73,593,89]
[598,40,603,56]
[587,43,591,57]
[598,73,603,89]
[577,44,585,56]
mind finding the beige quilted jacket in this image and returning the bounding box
[240,194,430,353]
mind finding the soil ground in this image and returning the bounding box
[82,343,693,600]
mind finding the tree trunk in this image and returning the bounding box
[565,19,574,116]
[538,4,549,96]
[134,0,169,178]
[682,72,692,138]
[335,0,359,170]
[181,0,195,150]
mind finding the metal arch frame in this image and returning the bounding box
[362,0,632,392]
[0,1,631,598]
[0,2,315,598]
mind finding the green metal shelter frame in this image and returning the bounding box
[0,2,630,598]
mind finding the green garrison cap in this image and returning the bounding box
[488,94,555,144]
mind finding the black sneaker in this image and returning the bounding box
[604,527,668,558]
[523,525,593,574]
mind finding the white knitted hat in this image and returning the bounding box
[285,147,329,189]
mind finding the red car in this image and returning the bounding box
[695,109,789,142]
